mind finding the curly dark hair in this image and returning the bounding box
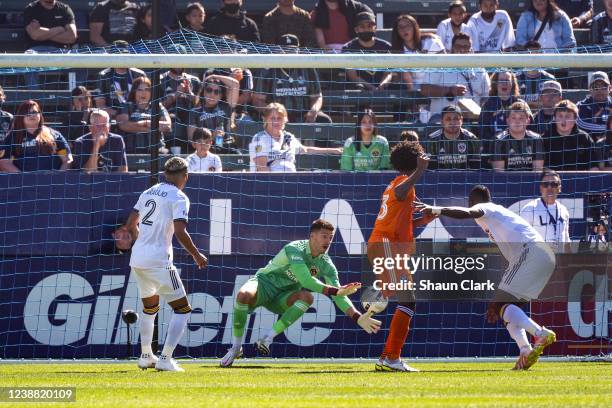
[390,141,424,173]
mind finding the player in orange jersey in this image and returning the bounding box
[367,141,435,372]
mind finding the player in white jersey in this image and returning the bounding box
[520,170,570,253]
[467,0,515,52]
[124,156,208,372]
[416,185,557,370]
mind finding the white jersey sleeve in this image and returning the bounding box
[186,153,199,173]
[519,199,537,225]
[173,192,189,223]
[499,11,516,50]
[213,154,223,172]
[290,136,307,155]
[133,192,145,213]
[472,201,544,262]
[476,69,491,101]
[425,70,443,86]
[252,131,271,159]
[436,19,452,52]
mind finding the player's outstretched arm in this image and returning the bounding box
[174,220,208,269]
[322,272,378,333]
[415,202,484,219]
[395,155,429,201]
[413,212,438,227]
[291,262,361,296]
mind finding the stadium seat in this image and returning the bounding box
[324,89,429,122]
[2,89,72,114]
[0,27,26,52]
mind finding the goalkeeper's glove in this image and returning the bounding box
[336,282,361,297]
[357,311,382,334]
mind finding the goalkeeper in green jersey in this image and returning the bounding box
[220,219,381,367]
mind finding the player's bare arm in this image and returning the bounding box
[124,210,140,242]
[174,220,208,269]
[415,202,484,219]
[395,155,429,201]
[413,200,439,227]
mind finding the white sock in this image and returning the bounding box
[161,313,189,358]
[506,323,531,350]
[232,335,243,349]
[140,313,156,355]
[502,304,542,337]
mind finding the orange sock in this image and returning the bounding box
[381,306,413,361]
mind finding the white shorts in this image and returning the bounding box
[132,266,186,302]
[498,242,556,301]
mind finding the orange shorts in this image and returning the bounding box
[367,236,415,299]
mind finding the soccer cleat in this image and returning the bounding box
[377,358,419,372]
[374,358,384,371]
[137,353,158,370]
[155,355,184,372]
[255,338,272,356]
[220,346,243,368]
[512,347,533,370]
[524,327,557,369]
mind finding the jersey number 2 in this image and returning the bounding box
[377,194,389,220]
[142,199,156,226]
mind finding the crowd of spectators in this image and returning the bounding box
[0,0,610,173]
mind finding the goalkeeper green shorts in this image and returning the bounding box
[247,275,298,315]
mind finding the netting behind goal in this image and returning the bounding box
[0,31,610,359]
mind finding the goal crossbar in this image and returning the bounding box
[1,53,611,69]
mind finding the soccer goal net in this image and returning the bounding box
[0,30,610,360]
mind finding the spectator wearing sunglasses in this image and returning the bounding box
[519,169,570,253]
[577,71,612,140]
[0,100,72,172]
[187,75,239,152]
[116,76,172,154]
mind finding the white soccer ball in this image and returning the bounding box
[361,286,388,314]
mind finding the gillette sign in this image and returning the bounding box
[22,268,336,349]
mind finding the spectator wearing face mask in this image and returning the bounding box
[311,0,373,50]
[341,12,393,91]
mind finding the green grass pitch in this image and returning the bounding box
[1,361,610,407]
